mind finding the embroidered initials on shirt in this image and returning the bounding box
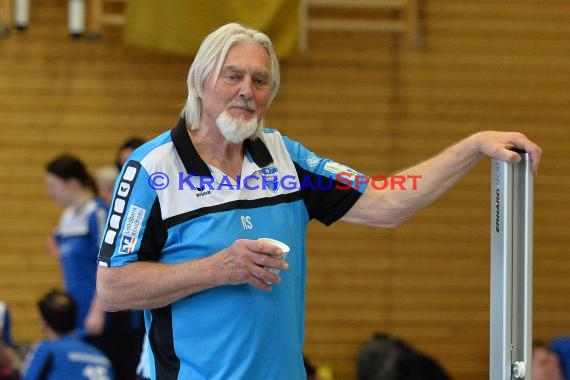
[240,216,253,230]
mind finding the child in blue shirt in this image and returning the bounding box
[22,290,114,380]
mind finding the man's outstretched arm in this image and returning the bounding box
[342,131,542,228]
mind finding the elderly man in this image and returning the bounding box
[97,23,542,380]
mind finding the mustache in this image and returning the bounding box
[227,99,257,112]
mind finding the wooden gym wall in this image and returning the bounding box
[1,1,569,379]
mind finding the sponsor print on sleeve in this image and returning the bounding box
[100,162,143,264]
[323,161,358,180]
[119,205,146,254]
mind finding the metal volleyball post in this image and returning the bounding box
[490,150,534,380]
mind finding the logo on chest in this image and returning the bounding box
[259,166,279,193]
[195,186,211,198]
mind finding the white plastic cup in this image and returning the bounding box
[257,238,290,281]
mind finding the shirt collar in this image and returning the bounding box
[170,118,273,175]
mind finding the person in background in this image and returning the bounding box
[532,340,564,380]
[21,290,113,380]
[52,157,144,380]
[0,300,18,380]
[356,333,450,380]
[95,165,119,208]
[135,335,150,380]
[45,154,107,340]
[115,137,146,171]
[96,23,542,379]
[304,354,324,380]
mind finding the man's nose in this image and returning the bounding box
[238,78,254,99]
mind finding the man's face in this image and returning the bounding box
[200,41,272,141]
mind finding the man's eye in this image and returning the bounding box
[224,74,241,82]
[254,78,269,87]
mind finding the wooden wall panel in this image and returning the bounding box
[1,1,570,379]
[0,0,189,344]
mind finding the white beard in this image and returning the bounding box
[216,111,259,143]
